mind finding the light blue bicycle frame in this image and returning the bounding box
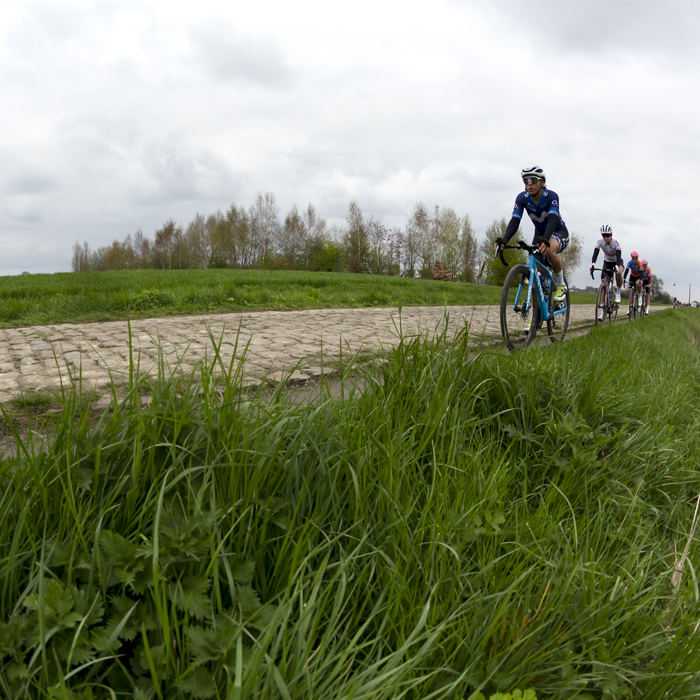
[513,253,567,321]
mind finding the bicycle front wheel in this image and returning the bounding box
[547,274,570,342]
[500,264,538,352]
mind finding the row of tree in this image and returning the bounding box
[71,193,583,283]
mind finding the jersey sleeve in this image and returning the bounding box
[545,190,560,218]
[511,192,526,220]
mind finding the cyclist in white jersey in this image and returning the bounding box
[589,224,623,322]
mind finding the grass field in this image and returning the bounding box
[1,308,699,699]
[0,269,598,328]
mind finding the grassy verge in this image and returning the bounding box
[0,269,597,328]
[1,309,699,699]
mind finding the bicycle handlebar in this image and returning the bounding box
[495,239,546,267]
[590,266,620,280]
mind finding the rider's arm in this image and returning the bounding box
[503,194,525,244]
[623,266,630,281]
[591,247,600,264]
[502,216,520,244]
[616,249,622,265]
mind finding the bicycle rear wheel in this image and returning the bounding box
[608,298,618,323]
[547,274,570,342]
[500,264,538,352]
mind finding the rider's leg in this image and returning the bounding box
[628,283,634,315]
[614,265,623,303]
[544,239,562,274]
[546,239,568,303]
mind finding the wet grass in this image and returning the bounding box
[1,308,699,698]
[0,269,597,328]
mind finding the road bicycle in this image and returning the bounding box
[591,267,619,326]
[628,280,645,320]
[497,240,570,352]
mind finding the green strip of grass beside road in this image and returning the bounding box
[1,308,699,698]
[0,269,597,327]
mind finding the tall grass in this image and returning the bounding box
[0,269,597,327]
[1,309,699,698]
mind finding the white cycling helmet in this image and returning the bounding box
[521,165,546,182]
[600,224,613,236]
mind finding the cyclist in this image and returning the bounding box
[640,259,652,314]
[494,165,569,312]
[589,225,623,322]
[623,251,643,316]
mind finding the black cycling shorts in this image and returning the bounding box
[601,260,619,280]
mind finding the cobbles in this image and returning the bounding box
[0,304,661,401]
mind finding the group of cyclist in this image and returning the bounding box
[590,226,652,321]
[494,165,653,328]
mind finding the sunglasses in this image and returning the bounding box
[523,177,541,185]
[602,234,612,238]
[632,256,638,259]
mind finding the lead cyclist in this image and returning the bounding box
[494,166,569,312]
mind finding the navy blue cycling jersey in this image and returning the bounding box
[511,189,566,236]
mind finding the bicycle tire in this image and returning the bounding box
[595,283,606,327]
[547,273,570,343]
[500,264,539,352]
[631,291,637,320]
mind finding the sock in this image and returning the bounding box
[554,271,564,286]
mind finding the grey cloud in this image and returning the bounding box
[189,23,293,88]
[3,170,56,196]
[135,138,241,207]
[479,1,700,58]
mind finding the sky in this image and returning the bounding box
[1,0,699,297]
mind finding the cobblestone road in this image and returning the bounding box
[0,304,663,402]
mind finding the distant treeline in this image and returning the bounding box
[72,193,583,283]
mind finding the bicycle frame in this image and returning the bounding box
[512,253,566,322]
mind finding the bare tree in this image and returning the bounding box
[459,214,478,282]
[249,192,281,264]
[279,205,305,267]
[402,223,419,278]
[132,229,152,268]
[432,206,461,276]
[71,241,91,272]
[154,220,179,269]
[407,203,434,277]
[302,203,327,268]
[343,200,370,273]
[185,214,211,268]
[385,227,403,276]
[366,216,388,274]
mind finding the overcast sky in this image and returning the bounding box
[1,0,699,296]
